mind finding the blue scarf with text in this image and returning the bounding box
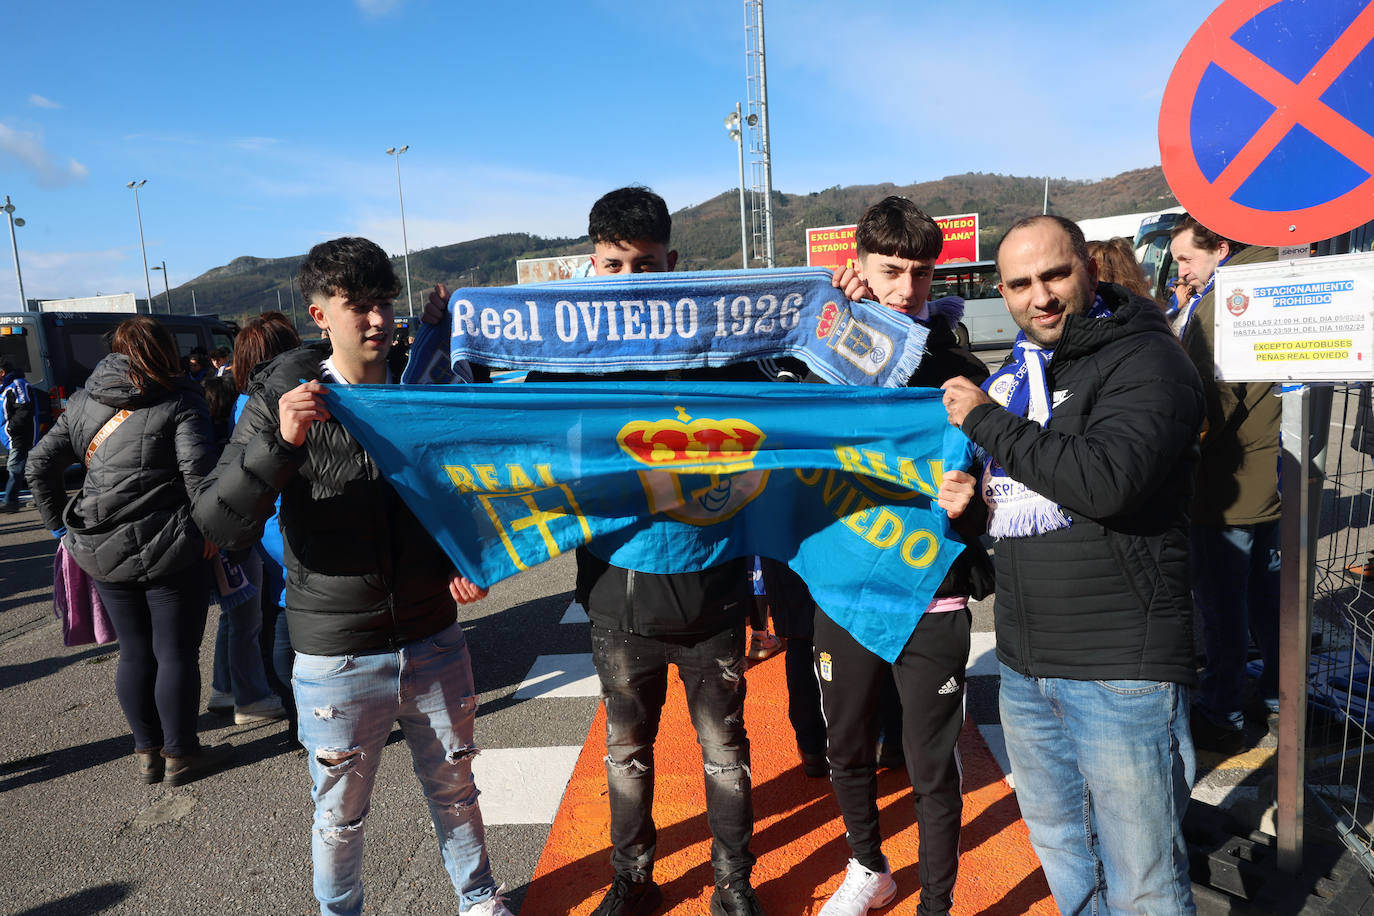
[402,268,927,389]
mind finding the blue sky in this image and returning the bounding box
[0,0,1213,312]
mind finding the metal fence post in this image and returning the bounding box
[1277,385,1320,873]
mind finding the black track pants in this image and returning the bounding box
[814,605,970,913]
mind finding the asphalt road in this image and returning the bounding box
[2,351,1310,916]
[0,498,998,916]
[0,354,1011,916]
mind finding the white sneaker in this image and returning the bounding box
[207,689,234,715]
[463,886,514,915]
[234,695,287,724]
[819,858,897,915]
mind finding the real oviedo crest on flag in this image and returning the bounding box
[617,405,770,525]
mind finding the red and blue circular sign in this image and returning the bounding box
[1159,0,1374,245]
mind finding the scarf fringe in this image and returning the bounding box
[988,496,1072,539]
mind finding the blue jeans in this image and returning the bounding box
[4,443,27,508]
[210,549,274,706]
[1191,522,1281,728]
[999,664,1196,916]
[293,621,497,916]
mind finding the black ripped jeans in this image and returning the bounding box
[590,622,756,886]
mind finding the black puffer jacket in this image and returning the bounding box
[961,284,1204,684]
[190,342,456,655]
[28,354,214,583]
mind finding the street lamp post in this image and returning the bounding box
[723,105,749,270]
[3,196,26,310]
[126,180,153,313]
[150,260,172,313]
[385,145,414,317]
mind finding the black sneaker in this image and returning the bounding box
[1190,708,1246,755]
[710,879,765,916]
[591,874,662,916]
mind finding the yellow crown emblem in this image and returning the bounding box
[618,406,765,474]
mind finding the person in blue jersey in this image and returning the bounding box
[1,360,38,513]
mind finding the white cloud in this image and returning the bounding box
[28,94,62,110]
[355,0,402,16]
[0,122,88,188]
[0,247,136,313]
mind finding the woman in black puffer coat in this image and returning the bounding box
[29,316,218,786]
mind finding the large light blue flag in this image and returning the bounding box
[324,382,975,661]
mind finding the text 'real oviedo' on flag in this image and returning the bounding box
[325,381,976,662]
[401,267,929,390]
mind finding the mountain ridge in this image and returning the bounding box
[166,166,1178,325]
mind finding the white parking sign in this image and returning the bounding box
[1214,251,1374,383]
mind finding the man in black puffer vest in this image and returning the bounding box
[192,238,512,916]
[942,215,1203,916]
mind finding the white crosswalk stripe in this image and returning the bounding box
[473,746,585,825]
[513,653,600,699]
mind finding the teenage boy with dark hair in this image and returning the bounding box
[819,196,992,916]
[573,187,764,916]
[422,187,767,915]
[192,237,512,916]
[586,185,679,275]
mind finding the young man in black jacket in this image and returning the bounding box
[816,197,992,916]
[942,215,1203,916]
[416,188,767,915]
[569,188,764,916]
[191,238,511,916]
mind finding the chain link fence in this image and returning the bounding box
[1307,383,1374,878]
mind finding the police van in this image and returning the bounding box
[0,310,236,456]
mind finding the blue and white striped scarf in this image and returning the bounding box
[403,268,927,388]
[979,296,1112,538]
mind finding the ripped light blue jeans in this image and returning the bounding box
[293,621,497,916]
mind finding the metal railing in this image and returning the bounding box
[1304,383,1374,877]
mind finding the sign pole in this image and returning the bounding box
[1277,385,1320,873]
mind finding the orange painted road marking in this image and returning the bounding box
[525,652,1054,914]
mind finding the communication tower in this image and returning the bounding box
[744,0,775,268]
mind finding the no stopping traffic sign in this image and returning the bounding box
[1159,0,1374,245]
